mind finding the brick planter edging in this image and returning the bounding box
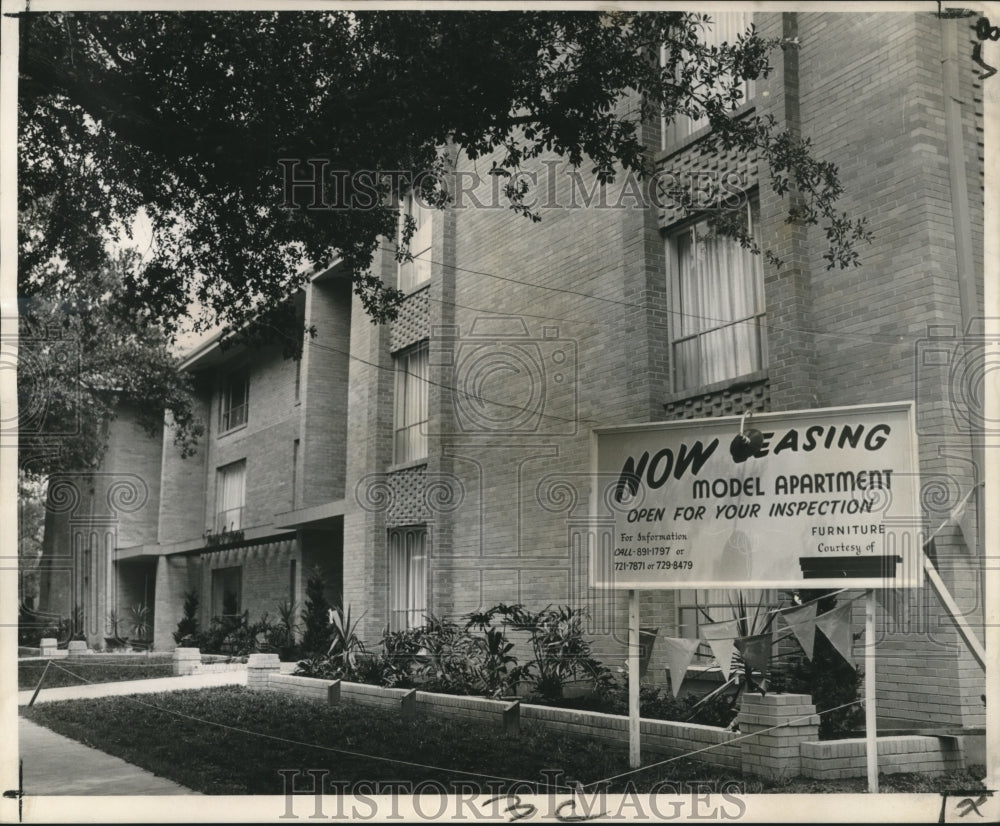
[249,668,967,780]
[801,736,965,780]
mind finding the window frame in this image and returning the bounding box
[219,370,250,433]
[666,197,767,394]
[660,11,757,151]
[676,588,779,662]
[393,341,430,464]
[388,525,428,632]
[397,191,433,293]
[215,459,246,533]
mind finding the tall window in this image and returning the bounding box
[291,439,300,509]
[393,342,429,463]
[668,202,766,392]
[661,11,756,149]
[220,371,249,432]
[389,527,427,631]
[397,192,433,292]
[216,460,246,532]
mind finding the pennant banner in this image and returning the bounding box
[952,483,981,556]
[663,636,701,698]
[781,601,818,661]
[699,618,740,681]
[815,602,856,668]
[735,633,772,683]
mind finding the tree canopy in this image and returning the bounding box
[19,9,870,342]
[18,249,202,476]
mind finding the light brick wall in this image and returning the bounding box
[158,398,210,544]
[801,735,965,780]
[301,276,352,506]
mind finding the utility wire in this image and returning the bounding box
[40,661,578,793]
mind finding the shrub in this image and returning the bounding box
[294,605,367,681]
[771,590,864,740]
[495,604,613,701]
[263,600,300,661]
[300,567,333,657]
[173,590,201,647]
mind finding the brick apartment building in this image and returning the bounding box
[38,10,985,730]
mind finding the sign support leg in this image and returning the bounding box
[628,589,640,769]
[865,589,879,793]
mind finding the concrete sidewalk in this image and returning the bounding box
[17,717,198,795]
[17,669,246,706]
[17,670,247,795]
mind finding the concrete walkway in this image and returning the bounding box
[17,669,246,706]
[17,670,247,795]
[17,718,197,795]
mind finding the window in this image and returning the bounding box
[397,192,433,292]
[668,202,766,392]
[661,11,756,149]
[220,372,249,432]
[216,460,246,533]
[211,566,242,618]
[389,527,428,631]
[393,342,429,463]
[677,588,778,643]
[291,439,300,509]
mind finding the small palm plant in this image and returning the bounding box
[326,605,368,679]
[129,603,152,643]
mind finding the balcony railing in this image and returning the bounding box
[216,506,244,534]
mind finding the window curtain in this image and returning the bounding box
[389,528,427,630]
[399,195,433,291]
[394,344,429,462]
[216,462,246,531]
[662,11,755,148]
[674,217,763,390]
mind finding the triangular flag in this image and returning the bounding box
[815,602,856,668]
[699,618,740,681]
[735,633,772,683]
[663,636,701,697]
[952,483,981,556]
[781,601,818,661]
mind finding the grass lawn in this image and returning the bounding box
[18,658,175,691]
[21,686,986,796]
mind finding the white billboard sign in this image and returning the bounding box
[591,402,921,589]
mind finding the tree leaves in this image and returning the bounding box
[20,10,870,340]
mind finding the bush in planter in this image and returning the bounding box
[300,567,334,657]
[294,605,367,681]
[407,614,486,695]
[493,603,613,702]
[769,590,864,740]
[263,599,300,661]
[173,590,202,648]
